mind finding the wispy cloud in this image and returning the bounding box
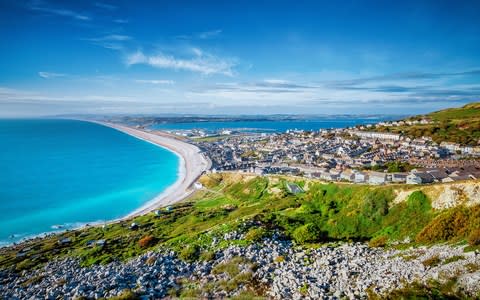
[198,29,222,39]
[125,49,237,76]
[94,2,117,11]
[38,71,66,79]
[83,34,132,50]
[176,29,223,40]
[113,19,129,24]
[194,79,316,94]
[324,69,480,88]
[135,79,175,85]
[28,0,90,21]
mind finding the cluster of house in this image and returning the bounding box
[215,164,480,185]
[307,166,480,185]
[194,125,480,185]
[374,118,433,127]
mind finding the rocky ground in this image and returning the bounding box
[1,234,479,299]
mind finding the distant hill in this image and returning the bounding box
[372,102,480,146]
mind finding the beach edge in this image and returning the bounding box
[91,121,211,219]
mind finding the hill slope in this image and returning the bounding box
[373,101,480,146]
[1,174,480,298]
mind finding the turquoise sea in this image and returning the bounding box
[0,119,179,245]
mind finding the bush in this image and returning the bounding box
[292,223,322,244]
[109,289,139,300]
[368,235,388,248]
[422,255,441,268]
[416,208,469,243]
[179,244,199,262]
[299,283,309,295]
[212,257,246,277]
[244,227,266,242]
[138,235,156,248]
[15,259,36,271]
[199,250,216,261]
[468,229,480,246]
[145,256,156,265]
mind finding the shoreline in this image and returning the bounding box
[0,120,210,247]
[95,121,211,218]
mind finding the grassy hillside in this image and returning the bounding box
[372,102,480,146]
[1,173,479,274]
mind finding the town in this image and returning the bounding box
[164,123,480,185]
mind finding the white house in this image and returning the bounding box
[391,173,407,183]
[406,172,434,184]
[354,172,368,183]
[340,169,355,181]
[368,171,387,185]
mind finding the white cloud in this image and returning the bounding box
[38,72,65,79]
[135,79,175,85]
[113,19,129,24]
[94,2,117,11]
[100,34,131,41]
[83,34,132,50]
[29,1,90,21]
[125,49,237,76]
[191,47,203,57]
[176,29,223,40]
[198,29,222,39]
[263,79,290,85]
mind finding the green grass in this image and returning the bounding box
[369,279,468,300]
[442,255,465,265]
[191,134,236,142]
[369,101,480,146]
[1,172,479,277]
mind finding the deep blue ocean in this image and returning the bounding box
[0,119,179,245]
[150,117,391,133]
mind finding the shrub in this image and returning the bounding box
[109,289,139,300]
[407,191,431,212]
[422,255,441,268]
[15,259,36,271]
[299,283,309,295]
[145,256,156,265]
[138,235,156,248]
[442,255,464,265]
[244,227,266,242]
[199,250,216,261]
[467,229,480,246]
[212,257,246,277]
[292,223,322,244]
[416,208,469,243]
[179,244,199,262]
[368,235,388,248]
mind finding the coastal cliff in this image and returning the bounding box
[394,180,480,209]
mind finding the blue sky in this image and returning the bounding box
[0,0,480,116]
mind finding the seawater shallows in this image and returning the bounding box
[0,119,179,245]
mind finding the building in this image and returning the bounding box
[354,172,368,183]
[368,171,387,185]
[340,169,355,181]
[406,172,434,184]
[391,173,407,183]
[351,131,401,141]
